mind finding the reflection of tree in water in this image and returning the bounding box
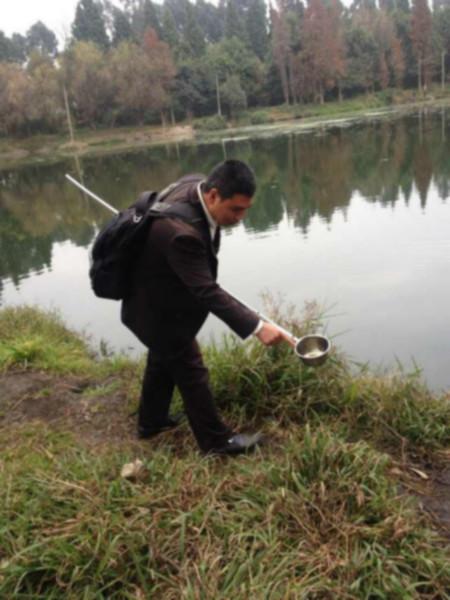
[250,111,450,233]
[2,110,450,297]
[0,161,98,293]
[0,207,52,293]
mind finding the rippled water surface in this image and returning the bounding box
[1,110,449,389]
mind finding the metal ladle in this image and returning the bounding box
[226,290,331,367]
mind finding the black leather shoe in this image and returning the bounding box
[207,432,263,456]
[137,413,184,439]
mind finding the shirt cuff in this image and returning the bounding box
[252,320,264,336]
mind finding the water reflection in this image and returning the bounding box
[0,110,449,387]
[2,111,449,294]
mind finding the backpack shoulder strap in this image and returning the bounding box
[149,200,203,225]
[133,190,158,215]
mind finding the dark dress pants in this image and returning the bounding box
[139,340,232,452]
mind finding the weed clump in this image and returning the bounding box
[0,305,94,374]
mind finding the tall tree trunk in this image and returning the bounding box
[63,85,75,144]
[288,55,296,105]
[216,74,222,117]
[441,50,446,90]
[170,105,176,127]
[338,80,343,103]
[281,63,290,105]
[318,81,324,104]
[418,57,422,95]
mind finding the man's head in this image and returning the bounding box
[202,160,256,226]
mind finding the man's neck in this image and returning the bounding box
[197,182,218,237]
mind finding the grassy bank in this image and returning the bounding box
[2,87,450,171]
[1,305,450,598]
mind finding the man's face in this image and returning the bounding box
[206,189,253,226]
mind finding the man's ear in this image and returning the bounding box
[209,188,222,204]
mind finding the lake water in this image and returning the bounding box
[1,109,449,390]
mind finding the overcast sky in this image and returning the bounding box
[1,0,123,42]
[1,0,80,40]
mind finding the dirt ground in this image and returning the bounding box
[0,370,136,445]
[1,369,450,538]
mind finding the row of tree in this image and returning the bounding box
[1,0,450,136]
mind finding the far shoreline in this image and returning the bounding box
[1,93,450,171]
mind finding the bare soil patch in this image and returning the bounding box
[0,370,136,445]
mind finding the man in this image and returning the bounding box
[121,160,288,455]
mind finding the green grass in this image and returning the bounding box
[1,305,450,597]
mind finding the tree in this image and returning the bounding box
[180,2,206,57]
[271,1,292,104]
[173,60,212,118]
[164,0,190,31]
[161,6,179,50]
[26,21,58,57]
[61,41,113,126]
[220,74,247,115]
[433,6,450,88]
[374,10,405,88]
[411,0,433,93]
[204,36,265,106]
[110,30,176,124]
[112,8,133,46]
[0,31,12,62]
[132,0,162,38]
[343,26,378,94]
[225,0,246,41]
[26,51,63,131]
[301,0,346,103]
[72,0,109,48]
[0,63,31,135]
[0,31,27,63]
[196,0,223,43]
[10,33,27,63]
[246,0,268,60]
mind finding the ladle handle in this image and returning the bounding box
[223,288,298,345]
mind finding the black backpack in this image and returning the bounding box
[89,188,201,300]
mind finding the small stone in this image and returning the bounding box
[121,459,145,481]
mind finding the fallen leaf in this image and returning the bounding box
[410,467,429,480]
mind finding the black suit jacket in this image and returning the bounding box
[121,175,259,357]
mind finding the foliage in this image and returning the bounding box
[0,63,31,135]
[110,32,175,124]
[111,8,134,47]
[1,0,450,135]
[72,0,109,49]
[61,41,113,127]
[193,114,227,131]
[220,74,247,116]
[25,21,58,58]
[249,110,274,125]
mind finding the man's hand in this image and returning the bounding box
[256,322,295,347]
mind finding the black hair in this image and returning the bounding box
[203,160,256,199]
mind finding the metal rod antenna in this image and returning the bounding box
[65,174,119,215]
